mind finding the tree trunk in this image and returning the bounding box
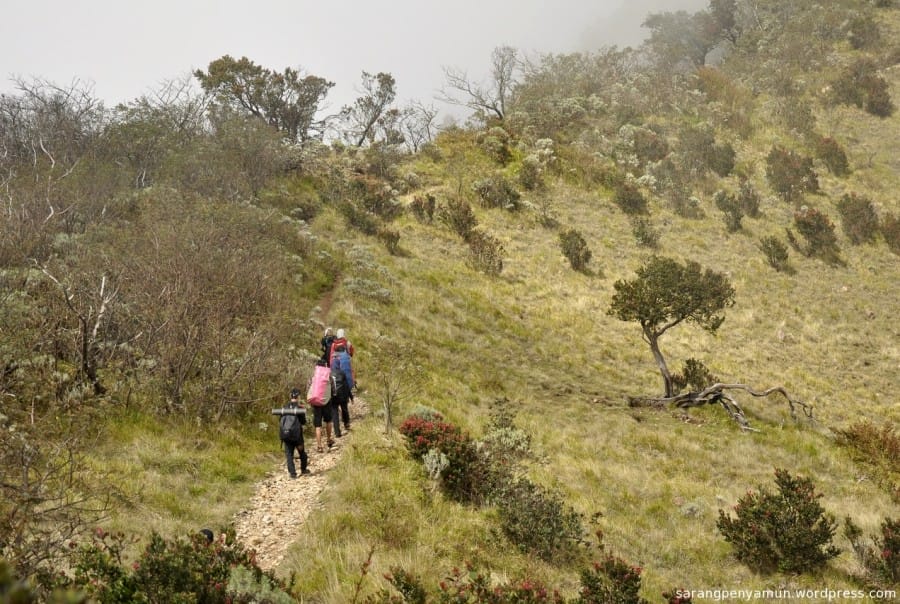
[646,332,674,397]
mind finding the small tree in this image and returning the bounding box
[369,335,424,434]
[608,256,735,397]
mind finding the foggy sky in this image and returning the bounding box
[1,0,707,115]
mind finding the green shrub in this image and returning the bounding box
[576,555,648,604]
[830,59,895,118]
[814,136,850,177]
[410,194,436,223]
[613,182,648,215]
[765,146,819,201]
[882,212,900,255]
[61,528,295,603]
[845,517,900,588]
[473,174,522,210]
[837,193,879,245]
[835,421,900,503]
[339,200,381,236]
[398,415,488,504]
[437,197,478,241]
[377,226,401,255]
[717,468,840,573]
[714,190,744,233]
[399,412,583,562]
[559,228,592,271]
[671,358,719,394]
[496,479,584,561]
[478,126,513,164]
[631,217,660,248]
[737,179,761,218]
[708,142,736,178]
[846,14,881,50]
[791,206,841,262]
[760,236,791,272]
[467,229,505,276]
[518,154,545,191]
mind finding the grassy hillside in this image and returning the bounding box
[2,1,899,602]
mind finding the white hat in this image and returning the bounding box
[336,328,346,339]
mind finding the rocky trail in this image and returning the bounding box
[233,397,369,570]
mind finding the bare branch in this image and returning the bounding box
[628,382,814,431]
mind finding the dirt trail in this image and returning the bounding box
[233,398,368,571]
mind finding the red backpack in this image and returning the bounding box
[328,337,354,366]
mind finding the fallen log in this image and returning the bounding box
[627,383,814,431]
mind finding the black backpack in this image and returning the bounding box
[332,365,351,399]
[280,412,302,443]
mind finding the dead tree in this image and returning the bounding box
[628,383,814,431]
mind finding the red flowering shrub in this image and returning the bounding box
[399,415,488,504]
[845,517,900,589]
[576,555,648,604]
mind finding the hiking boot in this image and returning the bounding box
[327,439,334,448]
[300,469,311,475]
[289,474,298,479]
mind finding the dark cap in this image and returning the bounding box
[290,388,301,398]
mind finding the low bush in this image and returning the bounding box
[837,193,879,245]
[834,421,900,503]
[410,194,436,223]
[790,206,841,263]
[398,415,488,504]
[760,236,791,272]
[56,528,295,603]
[473,174,522,210]
[496,479,584,560]
[631,217,660,248]
[737,179,761,219]
[467,229,505,276]
[814,136,850,177]
[377,226,401,255]
[765,146,819,202]
[672,358,719,394]
[613,182,648,215]
[577,554,648,604]
[399,411,583,561]
[519,154,545,191]
[559,228,592,271]
[830,59,895,118]
[437,197,478,241]
[339,200,381,236]
[714,190,744,233]
[882,212,900,255]
[717,468,840,573]
[845,517,900,588]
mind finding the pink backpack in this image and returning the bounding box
[306,364,331,407]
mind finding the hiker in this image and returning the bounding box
[330,344,354,437]
[311,385,335,453]
[320,327,335,366]
[328,328,355,366]
[280,389,310,478]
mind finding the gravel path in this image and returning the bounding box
[233,398,368,570]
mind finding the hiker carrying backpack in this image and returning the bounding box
[327,328,355,367]
[330,344,354,437]
[320,327,335,365]
[274,389,309,478]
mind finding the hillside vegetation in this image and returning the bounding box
[2,1,899,602]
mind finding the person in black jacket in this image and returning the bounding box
[282,389,310,478]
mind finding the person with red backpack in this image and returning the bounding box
[327,328,355,367]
